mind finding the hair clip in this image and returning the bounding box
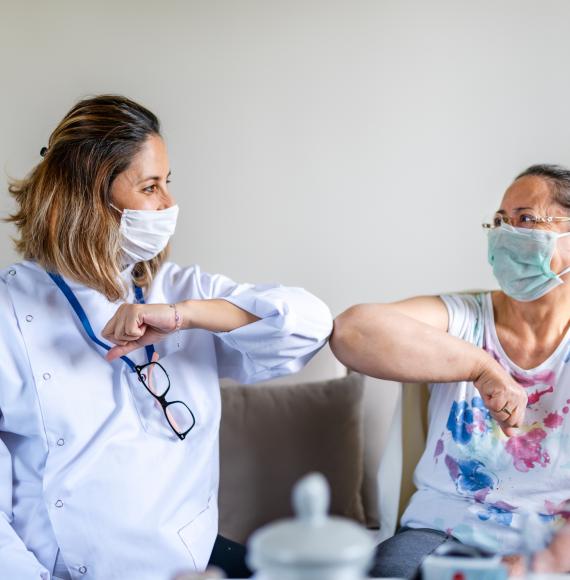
[40,147,48,157]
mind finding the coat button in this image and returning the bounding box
[43,373,51,381]
[55,500,63,508]
[8,269,16,276]
[25,315,33,322]
[79,565,87,574]
[57,438,65,446]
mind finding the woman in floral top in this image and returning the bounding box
[332,164,570,578]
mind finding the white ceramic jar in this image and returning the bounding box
[247,473,375,580]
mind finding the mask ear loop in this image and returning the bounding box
[555,231,570,278]
[557,262,570,278]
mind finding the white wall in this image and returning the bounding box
[5,0,570,310]
[3,0,570,518]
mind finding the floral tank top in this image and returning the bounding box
[401,292,570,554]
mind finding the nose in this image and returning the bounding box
[160,188,176,210]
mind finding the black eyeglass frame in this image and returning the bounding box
[135,361,196,440]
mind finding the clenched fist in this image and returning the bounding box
[102,303,180,361]
[474,358,528,436]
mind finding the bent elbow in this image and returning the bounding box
[330,305,366,366]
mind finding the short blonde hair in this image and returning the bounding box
[6,95,168,301]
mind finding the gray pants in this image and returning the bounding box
[370,527,464,579]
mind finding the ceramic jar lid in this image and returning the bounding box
[248,473,374,575]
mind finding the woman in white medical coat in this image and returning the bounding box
[1,95,332,580]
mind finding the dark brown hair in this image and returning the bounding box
[516,164,570,211]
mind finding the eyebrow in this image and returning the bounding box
[496,207,534,214]
[137,170,171,184]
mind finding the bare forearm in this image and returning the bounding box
[178,299,260,332]
[330,303,489,384]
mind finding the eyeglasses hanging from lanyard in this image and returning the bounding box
[48,273,196,440]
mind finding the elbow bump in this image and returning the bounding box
[287,294,333,342]
[331,306,365,353]
[315,299,334,341]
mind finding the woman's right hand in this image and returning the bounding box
[503,524,570,575]
[473,356,527,436]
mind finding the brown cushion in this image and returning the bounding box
[218,373,366,544]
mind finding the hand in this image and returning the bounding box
[102,303,179,361]
[501,554,526,577]
[473,357,527,436]
[502,525,570,575]
[533,524,570,574]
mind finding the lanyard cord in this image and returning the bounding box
[132,284,157,364]
[48,273,155,372]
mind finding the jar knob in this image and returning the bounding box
[292,472,330,525]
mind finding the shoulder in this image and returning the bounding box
[440,292,486,316]
[0,265,28,354]
[0,260,45,319]
[0,262,35,304]
[0,273,14,312]
[0,260,48,286]
[439,291,489,344]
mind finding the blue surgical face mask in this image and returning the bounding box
[487,224,570,302]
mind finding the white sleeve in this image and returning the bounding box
[0,281,50,579]
[166,264,333,384]
[0,447,49,579]
[440,293,485,348]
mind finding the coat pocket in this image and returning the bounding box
[124,367,179,441]
[178,500,218,572]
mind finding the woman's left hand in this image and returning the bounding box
[102,303,179,361]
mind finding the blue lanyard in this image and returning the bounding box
[48,273,155,372]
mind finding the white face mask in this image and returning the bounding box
[111,204,179,265]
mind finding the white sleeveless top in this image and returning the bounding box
[401,292,570,554]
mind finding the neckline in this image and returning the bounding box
[483,292,570,374]
[23,259,136,291]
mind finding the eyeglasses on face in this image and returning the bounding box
[482,211,570,230]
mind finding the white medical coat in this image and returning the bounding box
[0,260,332,580]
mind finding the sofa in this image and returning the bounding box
[217,345,420,545]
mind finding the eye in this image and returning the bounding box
[143,184,157,194]
[517,213,537,227]
[494,214,512,227]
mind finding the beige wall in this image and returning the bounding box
[3,0,570,519]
